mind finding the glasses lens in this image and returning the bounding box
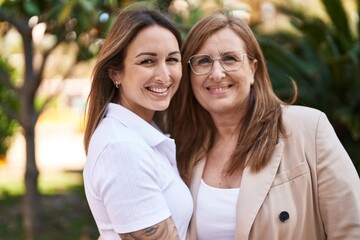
[220,51,244,72]
[189,51,245,75]
[189,55,212,75]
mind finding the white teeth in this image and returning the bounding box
[148,87,168,93]
[209,86,228,92]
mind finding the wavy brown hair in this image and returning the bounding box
[168,10,297,184]
[84,4,181,154]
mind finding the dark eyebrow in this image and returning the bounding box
[135,52,157,58]
[169,51,181,56]
[135,51,180,58]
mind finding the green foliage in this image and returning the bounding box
[0,58,18,157]
[0,111,16,157]
[257,0,360,142]
[0,0,118,62]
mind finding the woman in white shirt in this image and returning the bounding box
[83,4,193,240]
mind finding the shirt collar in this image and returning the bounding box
[104,103,169,147]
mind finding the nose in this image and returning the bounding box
[210,60,225,82]
[155,62,171,83]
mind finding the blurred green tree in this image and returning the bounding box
[0,0,173,238]
[0,58,18,161]
[256,0,360,168]
[0,0,119,238]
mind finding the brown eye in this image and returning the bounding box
[139,59,154,65]
[222,55,237,63]
[192,56,212,66]
[167,57,180,63]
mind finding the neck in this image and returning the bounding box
[211,111,245,140]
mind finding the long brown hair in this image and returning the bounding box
[84,4,181,154]
[168,10,297,184]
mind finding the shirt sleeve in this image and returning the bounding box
[92,141,171,234]
[316,112,360,239]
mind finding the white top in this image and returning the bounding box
[196,179,240,240]
[83,103,193,240]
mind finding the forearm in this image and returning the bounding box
[119,217,179,240]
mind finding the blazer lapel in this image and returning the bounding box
[188,158,206,240]
[235,140,284,239]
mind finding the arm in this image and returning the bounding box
[316,113,360,239]
[119,217,179,240]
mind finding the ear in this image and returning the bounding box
[250,59,258,85]
[250,59,258,75]
[108,68,122,84]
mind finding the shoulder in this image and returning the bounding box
[281,105,325,130]
[86,118,153,173]
[89,117,148,153]
[279,105,336,147]
[282,105,323,120]
[96,117,144,142]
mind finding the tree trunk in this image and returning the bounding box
[20,80,42,239]
[18,16,43,239]
[23,121,42,239]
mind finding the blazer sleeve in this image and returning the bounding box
[316,112,360,239]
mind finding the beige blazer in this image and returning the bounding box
[187,106,360,240]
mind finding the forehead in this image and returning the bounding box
[126,25,179,57]
[196,28,246,55]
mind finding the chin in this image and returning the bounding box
[152,103,170,112]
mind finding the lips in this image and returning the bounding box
[146,87,169,94]
[147,87,169,93]
[206,84,233,94]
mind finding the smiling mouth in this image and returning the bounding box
[146,86,169,94]
[206,84,233,93]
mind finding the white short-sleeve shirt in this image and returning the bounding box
[83,103,193,240]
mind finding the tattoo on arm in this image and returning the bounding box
[119,217,179,240]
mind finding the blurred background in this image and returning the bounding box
[0,0,359,239]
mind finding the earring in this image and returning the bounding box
[114,82,119,88]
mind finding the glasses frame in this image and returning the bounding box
[188,51,248,75]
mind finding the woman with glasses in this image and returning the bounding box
[168,10,360,240]
[83,4,193,240]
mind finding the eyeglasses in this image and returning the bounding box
[188,51,247,75]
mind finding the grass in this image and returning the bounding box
[0,171,98,240]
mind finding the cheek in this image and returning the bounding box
[237,67,254,86]
[190,76,203,98]
[237,77,252,94]
[171,64,182,82]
